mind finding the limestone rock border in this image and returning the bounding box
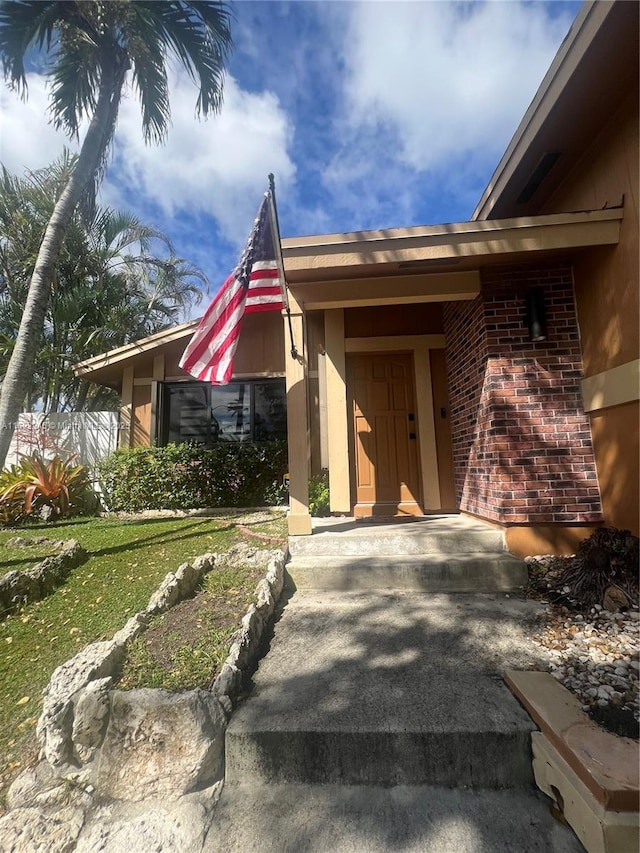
[1,544,286,852]
[0,539,87,618]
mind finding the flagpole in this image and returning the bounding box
[268,173,299,361]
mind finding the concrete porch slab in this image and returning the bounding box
[294,513,503,541]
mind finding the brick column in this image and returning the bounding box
[444,262,602,525]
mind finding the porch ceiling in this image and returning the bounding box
[282,208,622,308]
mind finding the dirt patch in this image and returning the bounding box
[118,556,273,692]
[587,704,640,740]
[142,578,262,670]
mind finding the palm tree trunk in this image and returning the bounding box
[75,379,90,412]
[0,52,127,468]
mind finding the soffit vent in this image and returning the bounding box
[397,258,463,270]
[516,151,562,204]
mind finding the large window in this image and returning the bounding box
[160,380,286,446]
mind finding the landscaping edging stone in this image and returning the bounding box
[0,542,286,853]
[0,539,87,619]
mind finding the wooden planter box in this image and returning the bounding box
[505,670,639,853]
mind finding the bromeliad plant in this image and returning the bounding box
[0,453,97,524]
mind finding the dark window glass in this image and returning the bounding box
[162,384,210,445]
[254,382,287,440]
[160,380,286,446]
[211,383,251,442]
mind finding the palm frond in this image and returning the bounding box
[125,21,171,145]
[49,27,99,137]
[0,0,65,94]
[132,1,232,122]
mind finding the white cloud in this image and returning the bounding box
[0,76,79,175]
[0,68,295,250]
[318,0,575,226]
[339,0,574,173]
[107,72,296,247]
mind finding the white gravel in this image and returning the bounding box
[526,555,639,725]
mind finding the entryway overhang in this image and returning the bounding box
[281,207,622,536]
[282,208,622,307]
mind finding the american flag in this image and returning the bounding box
[179,193,285,384]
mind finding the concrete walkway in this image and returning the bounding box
[203,581,584,852]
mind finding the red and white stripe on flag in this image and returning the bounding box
[246,261,284,313]
[178,271,247,385]
[178,193,286,385]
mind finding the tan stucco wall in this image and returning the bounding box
[539,93,639,536]
[542,93,639,377]
[504,525,599,559]
[462,511,599,557]
[589,400,639,536]
[344,303,444,338]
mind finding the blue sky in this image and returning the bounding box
[1,0,582,318]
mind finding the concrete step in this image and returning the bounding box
[289,526,506,558]
[225,590,548,789]
[287,553,527,592]
[204,783,583,852]
[225,695,535,786]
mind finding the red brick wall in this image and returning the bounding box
[443,262,602,525]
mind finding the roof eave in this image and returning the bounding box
[73,319,198,378]
[283,208,622,279]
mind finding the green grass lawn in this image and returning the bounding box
[0,542,61,575]
[0,511,287,807]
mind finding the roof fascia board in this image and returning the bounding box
[284,209,622,273]
[471,0,612,220]
[297,271,481,310]
[74,319,197,377]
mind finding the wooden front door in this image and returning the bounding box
[347,352,423,518]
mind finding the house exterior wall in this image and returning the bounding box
[444,261,603,532]
[541,94,638,374]
[343,303,444,337]
[539,92,639,535]
[132,386,152,447]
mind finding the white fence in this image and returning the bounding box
[5,412,120,472]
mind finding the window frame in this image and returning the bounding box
[158,377,287,447]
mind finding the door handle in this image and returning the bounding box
[409,432,416,440]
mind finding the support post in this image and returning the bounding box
[324,309,351,513]
[285,294,312,535]
[119,366,134,449]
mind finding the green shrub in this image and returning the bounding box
[308,471,330,517]
[98,441,288,512]
[0,453,98,525]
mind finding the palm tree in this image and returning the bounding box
[0,0,232,466]
[0,154,207,412]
